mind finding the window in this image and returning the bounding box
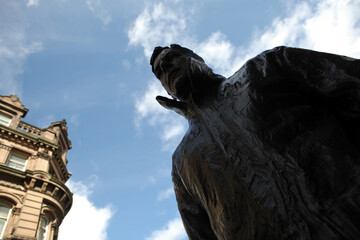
[38,216,49,240]
[0,203,11,239]
[0,113,11,127]
[6,153,28,171]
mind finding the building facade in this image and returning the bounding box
[0,95,72,240]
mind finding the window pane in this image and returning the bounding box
[38,216,49,240]
[7,162,25,170]
[6,154,27,171]
[0,206,10,219]
[0,219,6,236]
[41,217,49,228]
[0,113,11,127]
[0,205,10,238]
[38,228,45,240]
[8,155,27,164]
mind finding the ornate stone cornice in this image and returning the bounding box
[0,125,58,151]
[0,180,25,190]
[3,235,36,240]
[0,125,70,181]
[0,141,11,151]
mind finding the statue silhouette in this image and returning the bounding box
[151,45,360,240]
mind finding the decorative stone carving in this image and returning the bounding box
[12,207,21,216]
[3,235,36,240]
[36,152,52,161]
[28,178,36,189]
[0,142,12,151]
[150,45,360,239]
[10,95,19,103]
[40,182,48,192]
[51,223,58,229]
[0,180,25,190]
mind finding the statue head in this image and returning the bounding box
[150,44,203,101]
[150,44,224,103]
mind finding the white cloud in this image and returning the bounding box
[197,32,235,77]
[301,0,360,57]
[129,0,192,149]
[134,80,168,124]
[229,0,360,74]
[134,79,187,150]
[162,123,186,142]
[27,0,39,7]
[157,188,174,201]
[127,1,189,58]
[0,2,43,96]
[145,217,187,240]
[0,33,42,95]
[86,0,112,26]
[128,1,236,146]
[59,179,113,240]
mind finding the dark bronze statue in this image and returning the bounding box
[150,44,360,240]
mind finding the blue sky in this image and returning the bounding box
[1,0,359,239]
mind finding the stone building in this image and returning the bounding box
[0,95,72,240]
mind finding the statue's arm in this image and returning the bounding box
[172,169,218,240]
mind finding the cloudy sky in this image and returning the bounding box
[1,0,359,239]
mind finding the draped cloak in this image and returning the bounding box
[168,46,360,240]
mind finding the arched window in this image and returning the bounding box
[0,203,11,239]
[38,216,49,240]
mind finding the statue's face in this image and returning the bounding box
[153,49,192,101]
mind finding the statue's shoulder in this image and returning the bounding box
[225,45,343,86]
[256,45,288,55]
[247,46,292,61]
[225,46,290,86]
[246,46,331,66]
